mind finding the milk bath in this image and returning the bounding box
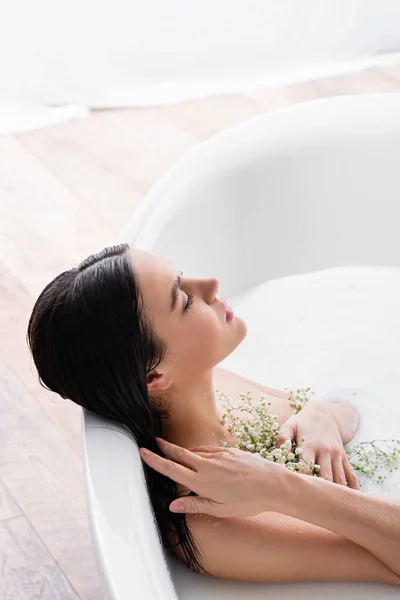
[220,266,400,500]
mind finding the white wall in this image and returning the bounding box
[1,0,400,108]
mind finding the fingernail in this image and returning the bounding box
[140,447,149,455]
[156,437,165,444]
[170,501,184,513]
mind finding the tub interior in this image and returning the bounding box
[220,265,400,499]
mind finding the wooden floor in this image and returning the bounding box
[1,63,400,599]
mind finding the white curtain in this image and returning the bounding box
[1,0,400,132]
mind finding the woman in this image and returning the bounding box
[27,243,399,585]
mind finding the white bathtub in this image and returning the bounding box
[83,94,400,600]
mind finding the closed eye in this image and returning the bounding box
[178,271,195,312]
[185,292,194,311]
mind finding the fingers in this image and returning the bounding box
[331,456,349,487]
[342,454,361,490]
[188,445,230,453]
[315,453,333,483]
[192,451,223,459]
[299,447,315,475]
[169,496,225,517]
[155,437,205,470]
[139,446,197,489]
[275,421,295,450]
[318,451,361,489]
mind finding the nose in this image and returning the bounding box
[186,275,219,304]
[204,277,219,304]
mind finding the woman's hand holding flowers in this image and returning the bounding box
[275,401,360,490]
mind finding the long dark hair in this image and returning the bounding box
[26,243,206,574]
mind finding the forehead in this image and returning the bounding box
[129,248,174,302]
[130,248,173,274]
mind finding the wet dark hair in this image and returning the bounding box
[26,243,207,574]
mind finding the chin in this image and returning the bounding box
[215,315,247,366]
[230,314,247,347]
[237,315,248,340]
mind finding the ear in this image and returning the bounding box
[146,369,173,394]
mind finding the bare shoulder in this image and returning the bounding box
[214,365,289,400]
[183,510,400,585]
[213,366,295,424]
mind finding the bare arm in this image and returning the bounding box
[141,438,400,583]
[274,467,400,578]
[186,510,400,585]
[188,459,400,581]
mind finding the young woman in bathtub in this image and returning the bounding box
[27,243,400,586]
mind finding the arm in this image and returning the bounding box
[276,467,400,578]
[140,439,400,584]
[185,510,400,585]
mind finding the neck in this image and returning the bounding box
[160,368,229,449]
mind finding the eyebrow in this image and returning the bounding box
[170,275,181,312]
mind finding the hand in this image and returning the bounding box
[139,437,289,517]
[275,402,360,490]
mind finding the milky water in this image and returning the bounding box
[219,266,400,501]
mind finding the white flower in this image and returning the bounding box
[219,387,400,486]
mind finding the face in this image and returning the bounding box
[130,249,247,393]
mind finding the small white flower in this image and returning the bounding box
[219,387,400,486]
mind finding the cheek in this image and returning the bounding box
[181,313,222,363]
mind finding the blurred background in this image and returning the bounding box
[1,2,400,598]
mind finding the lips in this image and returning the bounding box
[225,304,234,322]
[219,296,234,322]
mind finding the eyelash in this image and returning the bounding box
[179,270,195,312]
[185,292,194,311]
